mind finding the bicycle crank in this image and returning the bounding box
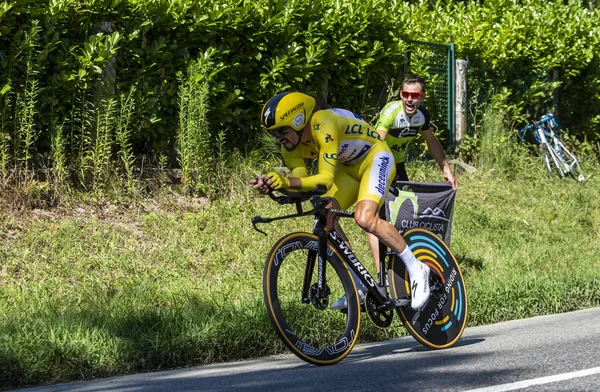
[365,293,394,328]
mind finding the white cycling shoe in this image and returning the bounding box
[410,263,431,310]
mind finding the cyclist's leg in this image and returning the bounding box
[322,169,359,245]
[368,162,408,275]
[324,170,369,309]
[353,146,430,310]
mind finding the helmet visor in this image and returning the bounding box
[266,126,292,139]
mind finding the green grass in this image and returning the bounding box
[1,154,599,389]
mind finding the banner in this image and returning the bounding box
[386,181,456,245]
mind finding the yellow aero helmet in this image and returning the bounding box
[261,92,316,132]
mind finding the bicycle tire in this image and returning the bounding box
[263,232,361,365]
[559,143,585,182]
[388,228,467,349]
[569,162,585,182]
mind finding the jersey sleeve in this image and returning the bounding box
[375,101,401,131]
[280,146,309,178]
[297,114,337,191]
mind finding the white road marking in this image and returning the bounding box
[462,366,600,392]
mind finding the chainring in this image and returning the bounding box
[365,292,394,328]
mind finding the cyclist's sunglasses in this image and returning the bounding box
[400,90,424,100]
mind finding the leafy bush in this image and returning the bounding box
[0,0,599,190]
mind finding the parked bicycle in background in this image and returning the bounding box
[518,113,585,182]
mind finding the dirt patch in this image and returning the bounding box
[0,189,211,232]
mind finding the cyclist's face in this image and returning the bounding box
[400,82,425,117]
[271,127,299,151]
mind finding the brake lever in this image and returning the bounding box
[251,216,269,236]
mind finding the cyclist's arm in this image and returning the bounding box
[288,123,337,192]
[420,128,457,189]
[375,101,399,140]
[376,126,389,140]
[290,167,309,178]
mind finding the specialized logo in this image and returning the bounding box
[263,107,272,125]
[280,102,304,121]
[411,281,418,298]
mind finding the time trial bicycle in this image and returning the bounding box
[252,186,468,365]
[518,113,585,182]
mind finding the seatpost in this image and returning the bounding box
[378,240,387,287]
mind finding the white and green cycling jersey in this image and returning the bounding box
[375,101,431,163]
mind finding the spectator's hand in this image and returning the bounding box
[267,172,290,190]
[444,168,458,190]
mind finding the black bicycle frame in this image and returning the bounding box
[304,207,390,307]
[251,188,394,309]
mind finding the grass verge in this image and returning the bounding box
[1,159,599,389]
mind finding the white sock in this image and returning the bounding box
[398,246,422,280]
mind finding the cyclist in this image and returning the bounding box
[368,75,457,272]
[250,91,431,310]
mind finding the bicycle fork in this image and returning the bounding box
[300,217,331,304]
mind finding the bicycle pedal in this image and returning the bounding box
[393,298,410,308]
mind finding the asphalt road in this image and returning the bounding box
[16,307,600,392]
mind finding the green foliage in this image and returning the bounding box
[177,58,212,196]
[49,122,69,191]
[439,0,600,137]
[91,97,117,190]
[1,0,600,174]
[12,21,42,169]
[0,0,598,200]
[115,86,137,194]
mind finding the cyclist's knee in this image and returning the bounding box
[354,209,379,234]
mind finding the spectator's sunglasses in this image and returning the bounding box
[400,90,424,100]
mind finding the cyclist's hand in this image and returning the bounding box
[267,172,290,190]
[250,174,273,194]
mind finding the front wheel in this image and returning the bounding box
[263,232,361,365]
[388,228,468,349]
